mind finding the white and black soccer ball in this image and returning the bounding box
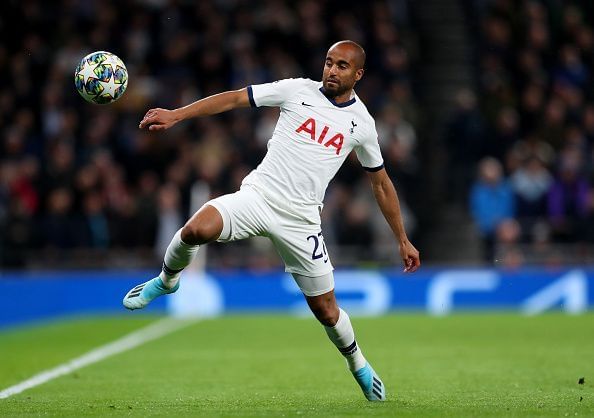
[74,51,128,105]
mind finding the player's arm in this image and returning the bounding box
[139,88,251,131]
[367,167,420,273]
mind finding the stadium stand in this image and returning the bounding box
[1,0,593,268]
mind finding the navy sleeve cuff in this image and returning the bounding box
[363,164,384,172]
[247,85,256,108]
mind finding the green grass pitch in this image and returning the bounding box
[0,313,592,417]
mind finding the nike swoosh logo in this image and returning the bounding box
[301,102,313,107]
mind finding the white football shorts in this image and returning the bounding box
[206,186,334,294]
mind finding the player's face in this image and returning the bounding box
[322,46,363,97]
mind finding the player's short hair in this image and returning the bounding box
[330,40,366,70]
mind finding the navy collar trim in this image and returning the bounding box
[319,87,356,108]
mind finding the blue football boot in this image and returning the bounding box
[123,277,179,310]
[352,362,386,401]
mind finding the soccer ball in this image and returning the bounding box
[74,51,128,104]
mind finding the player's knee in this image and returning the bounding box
[180,224,199,245]
[181,205,224,245]
[311,305,339,327]
[181,222,213,245]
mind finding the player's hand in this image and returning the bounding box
[139,108,180,131]
[400,240,420,273]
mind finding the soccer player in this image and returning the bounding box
[124,40,420,401]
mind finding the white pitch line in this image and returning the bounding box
[0,317,197,399]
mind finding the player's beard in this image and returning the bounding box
[322,78,350,98]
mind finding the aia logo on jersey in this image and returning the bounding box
[295,118,344,155]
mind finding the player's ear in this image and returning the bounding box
[355,68,364,82]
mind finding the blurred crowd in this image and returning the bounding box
[4,0,593,270]
[0,0,421,268]
[456,0,594,266]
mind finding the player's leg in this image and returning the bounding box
[301,285,367,371]
[123,205,223,310]
[268,215,385,401]
[296,276,386,401]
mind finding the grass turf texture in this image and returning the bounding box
[0,313,592,417]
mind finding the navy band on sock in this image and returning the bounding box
[338,340,358,356]
[162,262,183,275]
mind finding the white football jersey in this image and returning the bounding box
[242,78,384,224]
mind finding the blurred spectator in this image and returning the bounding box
[445,89,487,202]
[510,155,551,222]
[334,200,375,260]
[377,103,419,203]
[81,192,110,249]
[487,106,520,161]
[42,188,80,249]
[134,171,159,246]
[470,157,515,262]
[536,98,567,151]
[155,183,183,257]
[0,198,34,268]
[554,45,588,89]
[494,218,524,269]
[547,151,589,242]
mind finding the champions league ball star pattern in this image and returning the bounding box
[74,51,128,104]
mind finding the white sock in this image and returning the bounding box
[324,308,367,372]
[158,228,199,288]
